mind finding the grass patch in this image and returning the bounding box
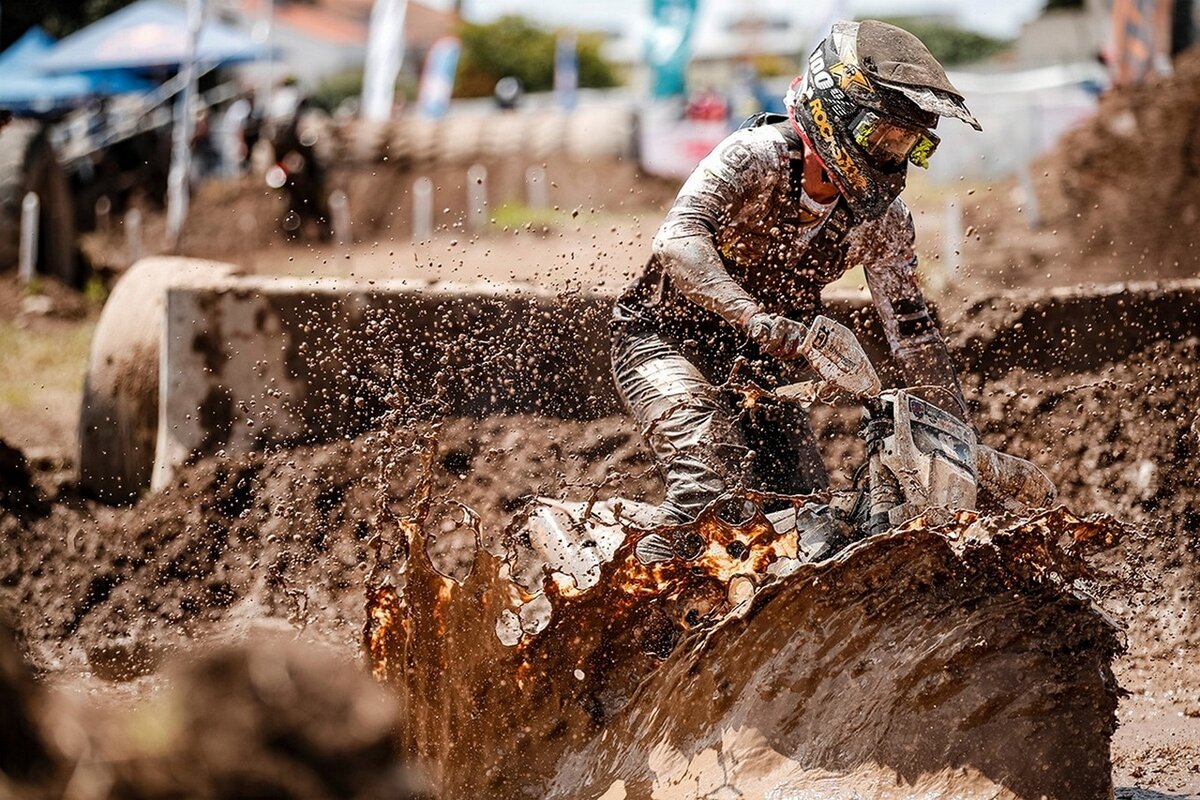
[490,201,566,231]
[0,319,94,411]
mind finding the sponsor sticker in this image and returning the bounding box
[830,61,871,93]
[807,97,867,190]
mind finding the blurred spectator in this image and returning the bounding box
[684,87,728,122]
[219,95,253,176]
[191,107,221,181]
[269,97,332,242]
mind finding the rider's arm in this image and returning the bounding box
[857,200,969,419]
[652,131,773,329]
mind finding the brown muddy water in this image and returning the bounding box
[367,500,1124,799]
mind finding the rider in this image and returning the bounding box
[611,20,982,560]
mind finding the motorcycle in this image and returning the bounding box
[517,315,1056,581]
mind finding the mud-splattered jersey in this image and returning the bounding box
[615,121,965,413]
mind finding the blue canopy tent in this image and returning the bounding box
[35,0,269,74]
[0,26,58,71]
[0,27,151,114]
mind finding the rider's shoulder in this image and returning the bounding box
[698,127,786,181]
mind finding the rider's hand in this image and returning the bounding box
[747,312,808,360]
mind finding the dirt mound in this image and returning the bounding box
[0,417,654,675]
[0,625,432,800]
[86,636,428,800]
[1043,47,1200,273]
[962,47,1200,287]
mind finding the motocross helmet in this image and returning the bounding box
[786,20,981,219]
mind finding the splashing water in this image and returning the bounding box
[362,416,1126,800]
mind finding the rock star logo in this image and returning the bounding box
[829,61,872,93]
[807,97,867,190]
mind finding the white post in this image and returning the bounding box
[95,195,112,233]
[1017,164,1041,231]
[942,196,963,286]
[126,209,143,265]
[254,0,274,117]
[412,176,433,242]
[165,0,204,251]
[467,164,487,233]
[18,192,39,284]
[525,165,547,210]
[329,189,351,251]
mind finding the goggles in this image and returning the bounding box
[850,110,940,169]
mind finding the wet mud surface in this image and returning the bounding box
[373,501,1125,799]
[1,338,1198,796]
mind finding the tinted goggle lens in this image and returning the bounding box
[851,111,940,168]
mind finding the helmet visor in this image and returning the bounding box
[851,110,940,169]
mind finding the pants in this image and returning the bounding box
[611,325,829,524]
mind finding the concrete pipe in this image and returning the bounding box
[78,256,239,503]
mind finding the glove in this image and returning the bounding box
[746,312,808,361]
[634,530,706,565]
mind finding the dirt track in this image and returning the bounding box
[2,334,1198,796]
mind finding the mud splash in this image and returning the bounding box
[365,484,1125,799]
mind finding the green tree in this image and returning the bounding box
[309,69,365,114]
[2,0,135,49]
[455,16,618,98]
[871,17,1012,66]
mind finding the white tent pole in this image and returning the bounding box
[256,0,274,118]
[166,0,204,251]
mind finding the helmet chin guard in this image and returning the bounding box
[786,20,979,220]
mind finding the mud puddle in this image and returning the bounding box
[365,455,1126,800]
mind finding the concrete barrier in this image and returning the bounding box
[152,277,616,490]
[79,267,1200,498]
[150,277,887,489]
[78,257,240,503]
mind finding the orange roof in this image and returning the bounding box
[274,3,366,45]
[235,0,455,49]
[405,2,457,49]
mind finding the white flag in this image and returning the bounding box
[362,0,409,121]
